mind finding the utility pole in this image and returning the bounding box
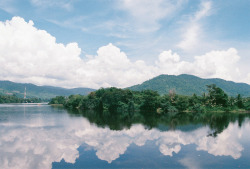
[24,87,26,99]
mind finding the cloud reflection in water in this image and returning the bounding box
[0,107,248,169]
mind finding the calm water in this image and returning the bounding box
[1,104,250,169]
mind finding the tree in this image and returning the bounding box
[236,94,244,109]
[101,88,133,113]
[206,84,228,107]
[175,95,189,112]
[140,90,160,112]
[49,96,66,104]
[244,98,250,110]
[64,95,83,109]
[189,94,201,107]
[159,95,171,113]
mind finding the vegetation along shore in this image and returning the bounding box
[49,84,250,114]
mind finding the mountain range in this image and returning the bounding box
[1,74,250,99]
[128,74,250,97]
[0,81,95,99]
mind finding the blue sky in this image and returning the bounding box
[0,0,249,88]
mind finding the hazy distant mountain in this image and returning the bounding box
[128,74,250,96]
[2,74,250,99]
[0,80,95,99]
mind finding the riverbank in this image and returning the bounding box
[49,85,250,115]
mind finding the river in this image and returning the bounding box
[0,104,250,169]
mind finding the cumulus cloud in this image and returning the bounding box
[0,105,248,169]
[0,16,87,88]
[156,48,241,82]
[0,17,248,89]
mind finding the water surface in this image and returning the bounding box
[0,104,250,169]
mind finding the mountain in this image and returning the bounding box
[2,74,250,99]
[128,74,250,96]
[0,80,95,99]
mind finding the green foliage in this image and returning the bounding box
[206,84,229,107]
[100,88,133,113]
[0,94,42,103]
[189,94,201,107]
[244,98,250,110]
[139,90,160,112]
[236,94,244,108]
[53,85,250,117]
[190,104,206,113]
[49,96,66,104]
[175,95,189,112]
[0,80,95,99]
[64,95,83,109]
[159,95,171,112]
[79,95,103,111]
[128,74,250,96]
[68,106,250,133]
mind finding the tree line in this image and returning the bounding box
[0,94,42,103]
[49,84,250,114]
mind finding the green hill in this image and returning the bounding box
[128,74,250,96]
[0,80,95,99]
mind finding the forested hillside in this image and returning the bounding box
[0,80,95,99]
[128,74,250,96]
[1,74,250,100]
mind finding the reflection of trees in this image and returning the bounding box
[200,112,245,137]
[67,109,139,130]
[140,110,158,129]
[238,114,245,127]
[67,109,250,135]
[206,113,232,137]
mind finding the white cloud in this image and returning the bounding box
[119,0,184,32]
[177,23,201,51]
[191,48,240,79]
[0,0,16,13]
[0,17,87,88]
[157,50,180,63]
[194,1,212,21]
[177,1,212,51]
[0,17,155,88]
[47,16,88,30]
[155,50,184,75]
[159,144,181,156]
[196,124,243,159]
[0,17,249,89]
[30,0,74,11]
[155,48,242,82]
[179,157,202,169]
[245,73,250,85]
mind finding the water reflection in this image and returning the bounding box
[0,104,250,169]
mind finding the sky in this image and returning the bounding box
[0,0,250,89]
